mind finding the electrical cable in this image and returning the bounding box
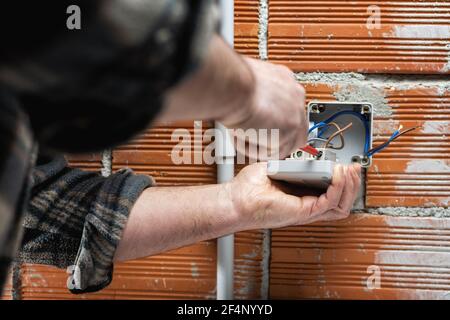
[325,122,353,149]
[308,121,329,134]
[367,126,420,156]
[306,122,345,149]
[307,137,329,144]
[308,111,370,154]
[325,122,345,150]
[307,137,335,148]
[367,129,401,156]
[307,110,418,159]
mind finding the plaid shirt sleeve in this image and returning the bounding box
[1,0,219,153]
[19,154,153,293]
[0,93,36,295]
[0,0,220,295]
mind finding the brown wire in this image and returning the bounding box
[367,126,420,154]
[325,122,345,150]
[325,122,353,149]
[395,126,420,139]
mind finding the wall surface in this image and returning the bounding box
[262,0,450,299]
[268,0,450,73]
[2,0,450,300]
[2,122,267,300]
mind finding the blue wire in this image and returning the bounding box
[308,122,328,134]
[308,111,371,154]
[366,130,400,157]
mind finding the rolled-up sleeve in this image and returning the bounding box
[0,0,219,153]
[19,155,153,293]
[4,0,220,294]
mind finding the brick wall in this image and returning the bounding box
[2,122,267,300]
[3,0,449,300]
[262,0,450,299]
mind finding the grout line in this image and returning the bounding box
[101,149,112,177]
[11,262,22,300]
[295,72,450,91]
[260,229,271,299]
[296,72,449,117]
[364,207,450,218]
[258,0,268,61]
[258,0,270,299]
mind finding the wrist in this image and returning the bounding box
[218,56,256,127]
[221,180,255,232]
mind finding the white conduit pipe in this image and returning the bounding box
[216,0,235,300]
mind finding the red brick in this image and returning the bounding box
[270,214,450,299]
[235,0,259,57]
[268,0,450,73]
[66,153,102,172]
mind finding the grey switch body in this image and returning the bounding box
[267,159,335,189]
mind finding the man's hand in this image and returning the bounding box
[226,163,362,230]
[222,58,308,160]
[161,36,308,160]
[115,162,361,262]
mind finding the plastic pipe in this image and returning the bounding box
[216,0,235,300]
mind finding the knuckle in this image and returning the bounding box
[335,179,345,191]
[297,84,306,95]
[334,209,350,220]
[326,210,341,221]
[347,178,355,191]
[331,199,340,209]
[279,64,292,74]
[327,197,340,210]
[342,208,351,217]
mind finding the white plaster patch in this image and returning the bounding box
[190,262,200,278]
[373,120,399,134]
[392,25,450,39]
[443,43,450,73]
[375,251,450,268]
[422,121,449,135]
[406,159,450,173]
[397,290,450,300]
[334,83,392,117]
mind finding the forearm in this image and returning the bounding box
[114,183,240,261]
[158,35,254,124]
[114,161,361,262]
[159,34,309,160]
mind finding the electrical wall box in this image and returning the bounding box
[267,102,374,188]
